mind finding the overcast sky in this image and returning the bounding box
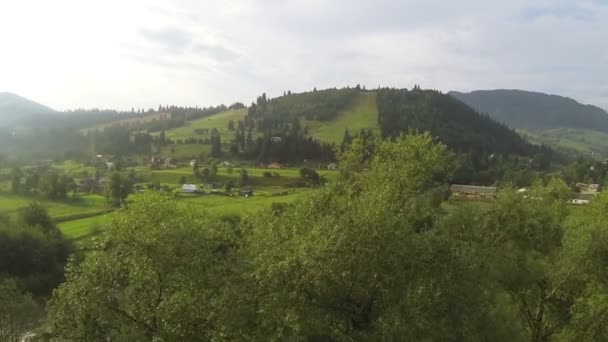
[1,0,607,111]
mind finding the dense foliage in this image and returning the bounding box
[45,133,608,341]
[0,204,72,339]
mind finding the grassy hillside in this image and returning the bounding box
[304,92,379,144]
[164,108,247,142]
[160,92,379,146]
[522,128,608,158]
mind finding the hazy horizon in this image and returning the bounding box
[1,0,607,111]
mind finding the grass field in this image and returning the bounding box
[177,189,313,215]
[0,193,107,219]
[58,212,114,239]
[145,166,339,187]
[304,92,380,144]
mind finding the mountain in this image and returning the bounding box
[377,88,534,156]
[0,92,56,127]
[448,89,608,132]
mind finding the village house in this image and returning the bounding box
[449,184,497,199]
[181,184,201,193]
[150,156,177,169]
[267,162,284,169]
[206,182,223,189]
[327,163,338,170]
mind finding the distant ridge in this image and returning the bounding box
[449,89,608,132]
[0,92,56,126]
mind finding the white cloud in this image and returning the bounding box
[0,0,606,110]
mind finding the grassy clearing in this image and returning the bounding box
[87,112,167,131]
[159,144,211,161]
[163,109,248,143]
[304,92,380,144]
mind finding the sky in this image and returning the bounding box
[0,0,607,111]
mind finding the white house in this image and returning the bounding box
[327,163,338,170]
[181,184,200,193]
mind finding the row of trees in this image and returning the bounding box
[10,168,76,199]
[45,133,608,341]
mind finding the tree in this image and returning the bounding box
[228,120,235,131]
[225,180,235,192]
[105,172,132,208]
[239,169,249,187]
[179,175,187,185]
[192,160,200,178]
[0,279,39,342]
[159,130,166,146]
[210,131,222,158]
[10,167,22,194]
[210,163,218,179]
[47,195,240,341]
[243,134,503,340]
[18,202,56,234]
[1,204,72,296]
[340,128,353,152]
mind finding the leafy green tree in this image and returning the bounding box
[179,175,187,185]
[1,204,72,296]
[105,172,132,208]
[243,134,485,340]
[238,169,249,187]
[17,202,56,234]
[47,195,240,341]
[210,163,218,179]
[10,167,22,194]
[0,279,40,341]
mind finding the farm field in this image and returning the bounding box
[303,92,380,144]
[0,193,107,219]
[177,189,313,215]
[58,212,115,239]
[141,166,339,186]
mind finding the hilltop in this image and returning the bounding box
[0,92,56,127]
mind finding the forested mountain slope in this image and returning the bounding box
[378,88,534,156]
[449,89,608,132]
[0,92,56,127]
